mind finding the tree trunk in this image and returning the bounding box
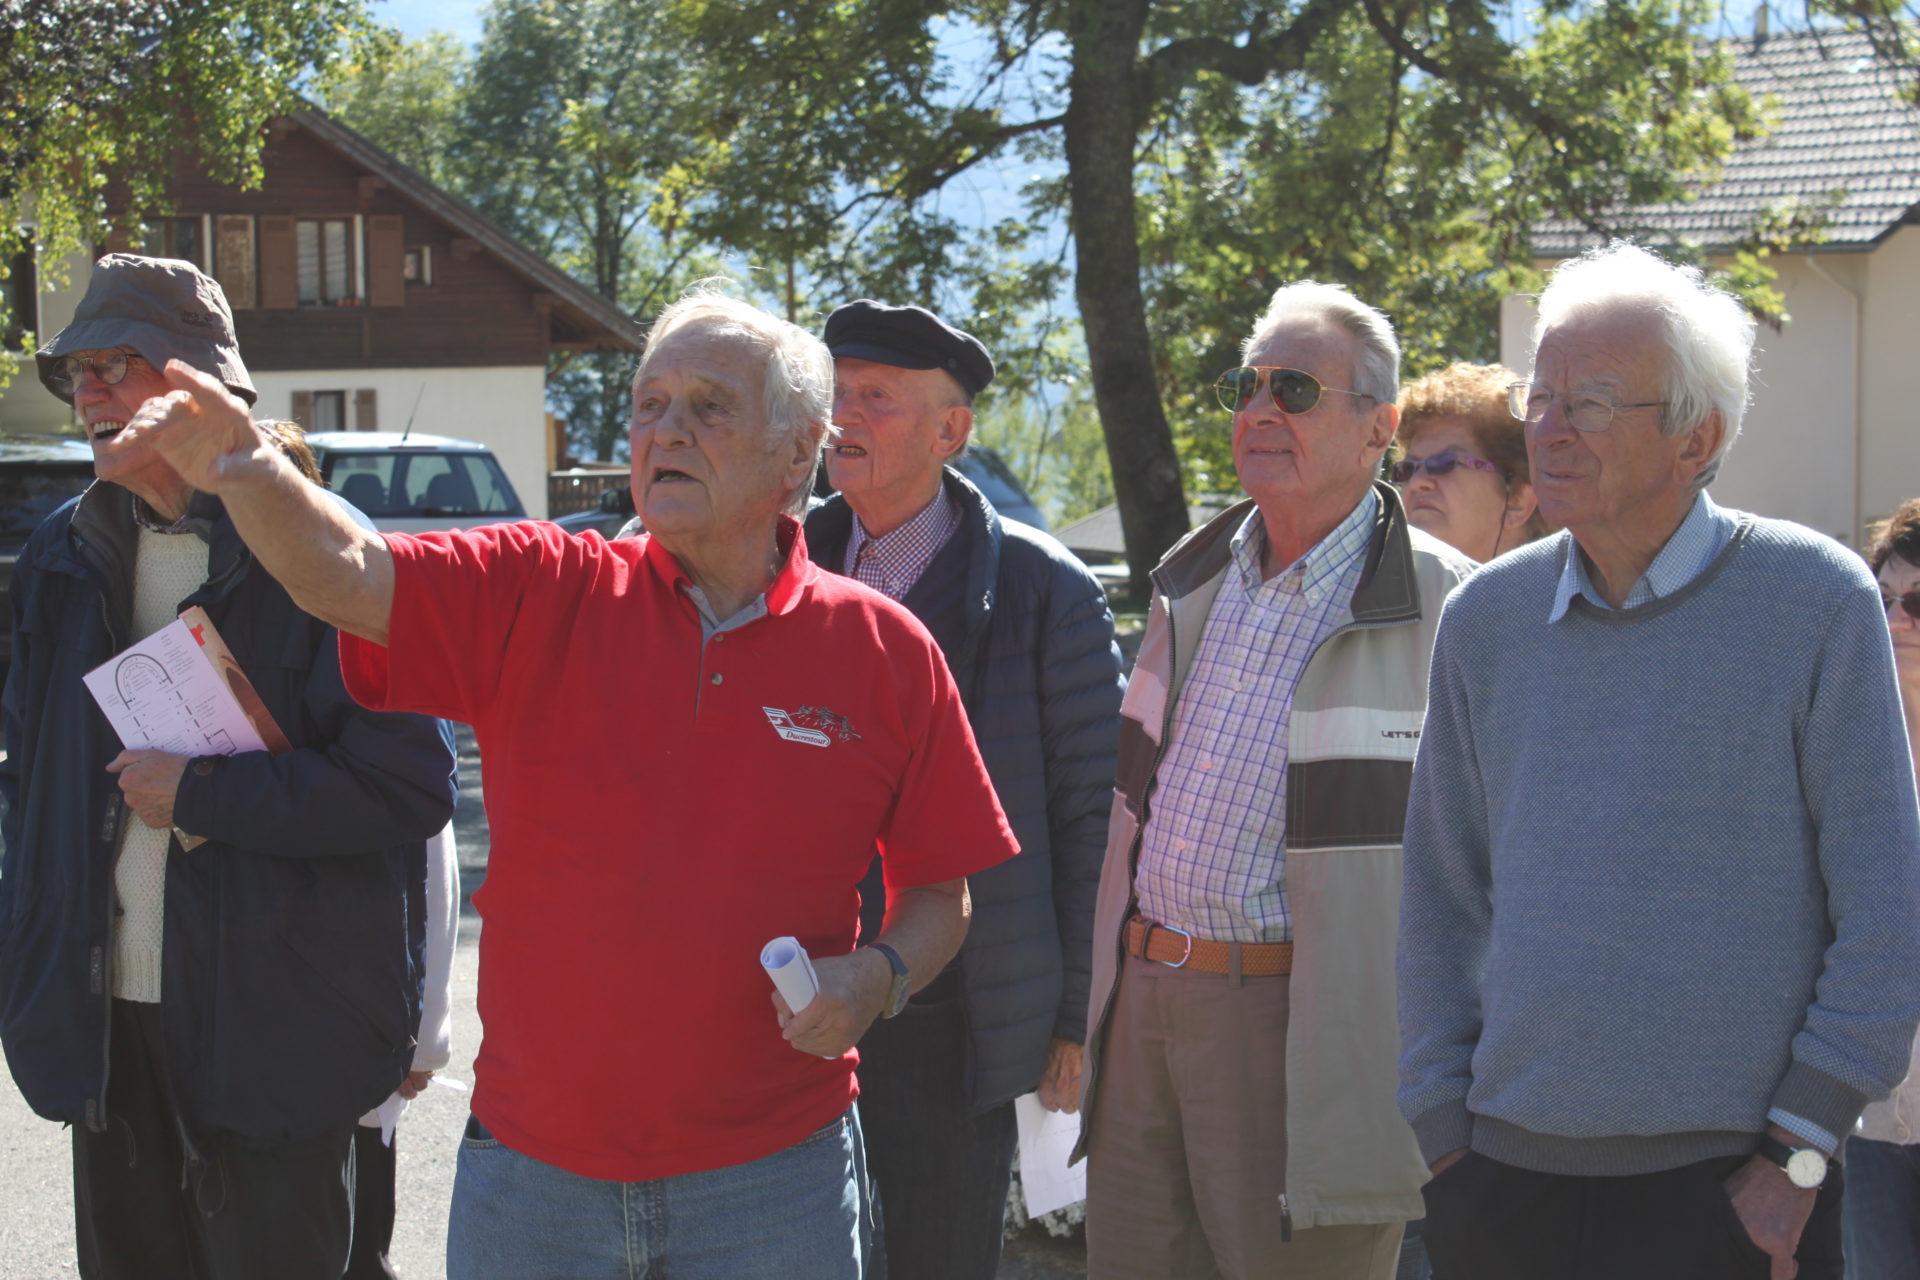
[1062,0,1191,596]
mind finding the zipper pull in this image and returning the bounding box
[88,946,103,995]
[1278,1192,1293,1243]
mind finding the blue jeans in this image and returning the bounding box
[1844,1137,1920,1280]
[446,1109,871,1280]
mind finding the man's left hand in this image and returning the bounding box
[106,750,191,830]
[773,948,890,1058]
[1726,1141,1821,1280]
[1036,1039,1083,1112]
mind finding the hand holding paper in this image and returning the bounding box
[763,937,888,1059]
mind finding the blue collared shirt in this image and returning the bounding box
[1548,491,1736,622]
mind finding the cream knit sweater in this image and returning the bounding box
[111,526,210,1003]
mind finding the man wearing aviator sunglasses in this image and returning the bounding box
[1079,281,1475,1280]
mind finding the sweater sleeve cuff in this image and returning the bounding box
[1410,1099,1475,1166]
[1770,1062,1869,1147]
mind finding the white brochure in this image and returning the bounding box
[83,609,285,759]
[1015,1092,1087,1218]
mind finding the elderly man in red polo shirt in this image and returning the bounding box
[106,286,1021,1279]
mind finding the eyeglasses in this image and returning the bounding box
[1507,382,1666,433]
[1213,366,1376,416]
[1389,450,1504,485]
[1884,586,1920,621]
[48,350,145,396]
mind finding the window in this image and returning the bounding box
[402,453,520,515]
[402,245,432,286]
[295,218,354,306]
[310,390,346,432]
[141,217,204,269]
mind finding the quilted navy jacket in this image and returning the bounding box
[0,483,457,1145]
[808,467,1124,1111]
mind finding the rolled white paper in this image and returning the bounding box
[761,936,820,1014]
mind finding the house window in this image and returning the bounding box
[310,390,346,432]
[403,245,432,286]
[141,217,204,269]
[295,218,354,306]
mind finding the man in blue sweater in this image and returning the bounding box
[1397,241,1920,1279]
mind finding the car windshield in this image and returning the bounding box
[0,464,95,536]
[324,451,520,517]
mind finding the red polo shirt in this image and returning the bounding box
[338,519,1017,1181]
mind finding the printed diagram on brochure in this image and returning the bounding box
[84,606,290,759]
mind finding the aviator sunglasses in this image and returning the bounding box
[1213,366,1376,416]
[1885,586,1920,622]
[1388,450,1503,486]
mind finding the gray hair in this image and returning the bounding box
[636,284,835,461]
[1242,281,1401,406]
[1531,242,1753,488]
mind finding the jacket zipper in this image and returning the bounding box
[88,545,124,1134]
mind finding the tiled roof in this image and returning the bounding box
[1533,28,1920,255]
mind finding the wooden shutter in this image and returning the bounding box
[214,215,256,310]
[290,390,313,430]
[354,389,378,431]
[367,215,404,307]
[258,216,297,309]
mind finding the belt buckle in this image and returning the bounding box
[1145,921,1193,968]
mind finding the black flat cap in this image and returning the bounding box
[823,300,995,397]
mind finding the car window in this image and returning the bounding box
[327,453,400,515]
[323,451,520,517]
[405,454,518,516]
[0,464,96,535]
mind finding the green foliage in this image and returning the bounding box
[313,29,470,187]
[1,0,376,365]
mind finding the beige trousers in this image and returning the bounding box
[1084,954,1403,1280]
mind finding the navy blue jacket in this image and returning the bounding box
[0,483,457,1143]
[808,468,1124,1111]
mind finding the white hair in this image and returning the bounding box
[1531,242,1753,487]
[1242,280,1401,405]
[636,284,835,459]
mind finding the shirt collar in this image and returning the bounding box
[130,492,194,535]
[845,489,960,591]
[641,515,817,624]
[1231,488,1378,602]
[1549,490,1735,621]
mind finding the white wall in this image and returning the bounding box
[1858,226,1920,538]
[249,366,551,518]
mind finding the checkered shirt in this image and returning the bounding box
[1133,489,1378,943]
[844,491,961,601]
[1549,490,1735,621]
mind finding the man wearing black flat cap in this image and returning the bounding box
[807,299,1125,1278]
[1,254,456,1279]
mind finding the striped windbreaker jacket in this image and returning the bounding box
[1076,481,1475,1230]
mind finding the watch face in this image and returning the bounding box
[1785,1149,1827,1189]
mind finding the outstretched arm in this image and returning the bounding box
[117,361,395,644]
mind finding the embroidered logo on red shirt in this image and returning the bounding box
[763,707,832,747]
[762,705,863,747]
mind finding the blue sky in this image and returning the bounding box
[372,0,487,45]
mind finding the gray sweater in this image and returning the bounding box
[1397,514,1920,1176]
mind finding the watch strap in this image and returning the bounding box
[869,942,910,1018]
[1756,1133,1828,1187]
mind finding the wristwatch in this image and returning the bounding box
[1757,1134,1830,1189]
[869,943,911,1019]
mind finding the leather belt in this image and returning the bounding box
[1124,914,1292,976]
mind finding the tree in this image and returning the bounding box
[661,0,1766,588]
[1,0,375,358]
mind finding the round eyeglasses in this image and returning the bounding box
[48,350,146,397]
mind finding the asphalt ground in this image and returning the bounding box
[0,730,1086,1278]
